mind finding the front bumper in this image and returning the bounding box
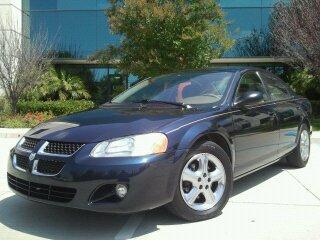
[7,145,187,213]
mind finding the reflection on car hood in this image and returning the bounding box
[24,105,190,143]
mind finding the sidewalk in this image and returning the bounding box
[0,128,29,138]
[0,137,319,240]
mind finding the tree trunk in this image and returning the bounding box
[8,97,19,115]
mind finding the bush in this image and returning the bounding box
[311,101,320,117]
[17,100,95,116]
[281,69,320,100]
[23,67,91,101]
[0,97,5,112]
[0,112,54,128]
[0,96,11,113]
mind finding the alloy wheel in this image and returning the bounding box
[180,153,226,211]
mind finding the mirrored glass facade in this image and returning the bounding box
[24,0,282,58]
[26,0,119,57]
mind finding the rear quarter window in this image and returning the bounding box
[260,73,292,101]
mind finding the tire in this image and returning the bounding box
[286,124,310,168]
[167,141,233,222]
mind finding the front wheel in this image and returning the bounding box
[286,124,310,168]
[167,141,233,221]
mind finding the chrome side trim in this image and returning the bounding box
[12,154,27,172]
[166,111,238,134]
[166,97,307,134]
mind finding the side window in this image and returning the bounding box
[261,74,291,101]
[235,72,268,104]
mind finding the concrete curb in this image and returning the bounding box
[0,128,30,138]
[311,131,320,139]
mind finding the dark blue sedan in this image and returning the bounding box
[7,67,312,221]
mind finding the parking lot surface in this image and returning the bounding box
[0,137,320,240]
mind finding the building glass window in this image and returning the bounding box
[26,0,285,58]
[30,0,57,10]
[29,0,118,57]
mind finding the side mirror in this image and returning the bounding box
[234,91,263,107]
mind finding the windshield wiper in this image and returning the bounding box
[134,99,191,109]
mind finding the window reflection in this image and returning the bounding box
[27,0,282,58]
[30,9,118,57]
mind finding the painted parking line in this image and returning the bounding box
[115,213,145,240]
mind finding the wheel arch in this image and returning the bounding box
[188,131,235,170]
[174,119,235,170]
[301,117,311,132]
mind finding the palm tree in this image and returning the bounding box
[27,68,91,101]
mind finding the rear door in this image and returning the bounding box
[259,72,301,156]
[232,71,279,177]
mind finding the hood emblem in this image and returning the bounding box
[29,153,36,161]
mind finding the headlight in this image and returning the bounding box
[90,133,168,157]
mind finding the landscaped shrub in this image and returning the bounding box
[17,100,95,116]
[0,97,11,114]
[310,101,320,117]
[0,112,54,128]
[0,97,5,112]
[23,67,91,101]
[281,69,320,100]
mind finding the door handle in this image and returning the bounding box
[268,112,278,127]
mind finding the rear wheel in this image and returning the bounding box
[286,124,310,168]
[167,141,232,221]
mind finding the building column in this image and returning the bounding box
[0,0,29,96]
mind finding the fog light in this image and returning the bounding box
[115,184,127,198]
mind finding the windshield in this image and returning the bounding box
[112,71,234,106]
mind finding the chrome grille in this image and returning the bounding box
[7,173,76,203]
[43,142,84,155]
[21,138,39,151]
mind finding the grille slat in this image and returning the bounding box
[37,159,65,175]
[7,173,76,203]
[14,154,65,175]
[50,192,74,200]
[21,138,39,151]
[44,142,84,155]
[15,154,29,171]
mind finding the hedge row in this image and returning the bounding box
[17,100,95,116]
[311,101,320,117]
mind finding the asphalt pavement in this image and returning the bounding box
[0,137,319,240]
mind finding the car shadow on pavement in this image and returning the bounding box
[0,195,130,240]
[232,163,285,197]
[0,163,286,240]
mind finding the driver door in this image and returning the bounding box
[232,71,279,177]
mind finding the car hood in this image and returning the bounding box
[24,104,192,143]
